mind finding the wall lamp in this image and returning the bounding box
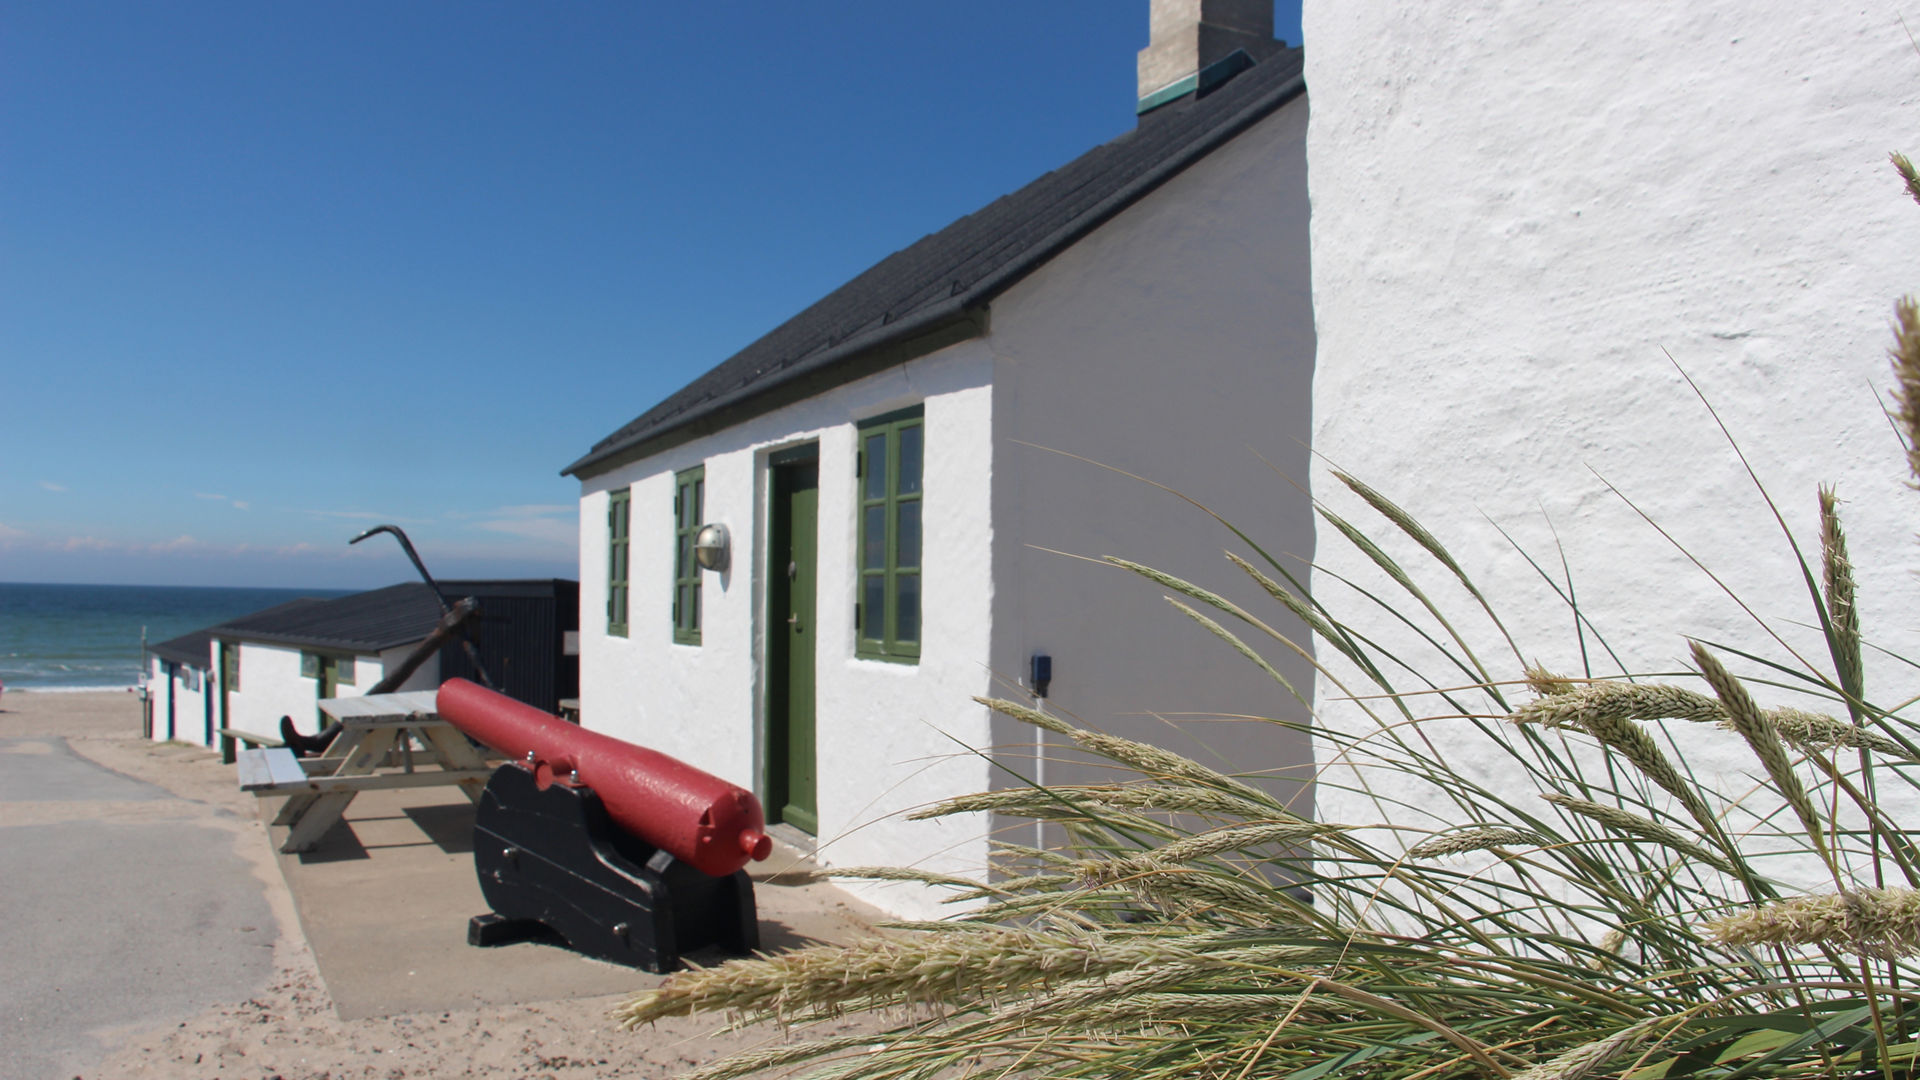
[693,523,731,572]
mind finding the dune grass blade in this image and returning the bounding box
[1334,470,1526,665]
[1166,597,1303,703]
[624,374,1920,1080]
[1540,793,1731,872]
[973,696,1285,811]
[1317,505,1509,708]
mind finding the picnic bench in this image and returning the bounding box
[237,690,495,853]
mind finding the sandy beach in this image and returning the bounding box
[2,690,888,1080]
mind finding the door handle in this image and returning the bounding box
[787,615,800,626]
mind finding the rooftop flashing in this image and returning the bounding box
[1137,49,1257,116]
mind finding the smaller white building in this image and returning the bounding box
[145,628,217,745]
[182,580,578,760]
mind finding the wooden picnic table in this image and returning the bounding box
[238,690,494,853]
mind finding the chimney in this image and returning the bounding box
[1137,0,1280,115]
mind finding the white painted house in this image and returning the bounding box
[566,1,1317,918]
[201,580,578,761]
[1302,2,1920,841]
[145,627,218,746]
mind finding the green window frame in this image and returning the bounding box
[300,652,355,685]
[856,406,923,661]
[607,488,631,637]
[673,466,705,644]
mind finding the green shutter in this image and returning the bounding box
[608,488,630,637]
[855,406,924,662]
[673,466,705,644]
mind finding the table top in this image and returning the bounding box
[318,690,441,725]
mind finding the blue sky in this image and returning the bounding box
[1,2,1304,590]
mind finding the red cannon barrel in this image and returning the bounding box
[436,678,772,877]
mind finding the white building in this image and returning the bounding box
[566,0,1318,918]
[145,627,217,746]
[198,580,577,761]
[1302,2,1920,834]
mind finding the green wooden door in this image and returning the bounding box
[767,451,819,834]
[318,657,340,727]
[219,641,239,764]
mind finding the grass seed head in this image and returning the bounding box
[1405,827,1540,859]
[1510,1016,1669,1080]
[1525,664,1580,697]
[1691,642,1824,843]
[1710,888,1920,959]
[1891,296,1920,484]
[1896,151,1920,206]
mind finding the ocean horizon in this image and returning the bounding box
[0,581,353,692]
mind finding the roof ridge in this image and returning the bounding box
[565,49,1306,479]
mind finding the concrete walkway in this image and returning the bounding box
[0,734,275,1080]
[4,692,896,1079]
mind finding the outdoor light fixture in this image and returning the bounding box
[693,523,730,572]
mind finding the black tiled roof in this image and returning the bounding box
[211,581,570,653]
[149,627,220,670]
[564,47,1307,478]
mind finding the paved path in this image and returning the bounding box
[0,736,274,1080]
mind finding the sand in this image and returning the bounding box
[3,691,887,1080]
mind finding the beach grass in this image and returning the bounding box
[604,171,1920,1080]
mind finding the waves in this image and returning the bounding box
[0,581,351,692]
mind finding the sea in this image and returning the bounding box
[0,582,352,692]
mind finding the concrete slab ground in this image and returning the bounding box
[8,693,901,1078]
[0,733,276,1080]
[262,784,881,1020]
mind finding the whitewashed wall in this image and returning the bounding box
[1303,3,1920,855]
[579,347,996,919]
[375,643,440,695]
[987,96,1317,827]
[148,655,214,746]
[221,643,315,743]
[217,642,424,743]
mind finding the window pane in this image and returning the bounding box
[678,534,693,577]
[898,424,922,495]
[864,434,887,499]
[693,479,703,524]
[896,573,920,644]
[613,545,627,582]
[337,657,355,685]
[862,576,885,638]
[615,588,627,625]
[688,584,701,631]
[677,585,692,629]
[896,500,920,568]
[863,505,886,569]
